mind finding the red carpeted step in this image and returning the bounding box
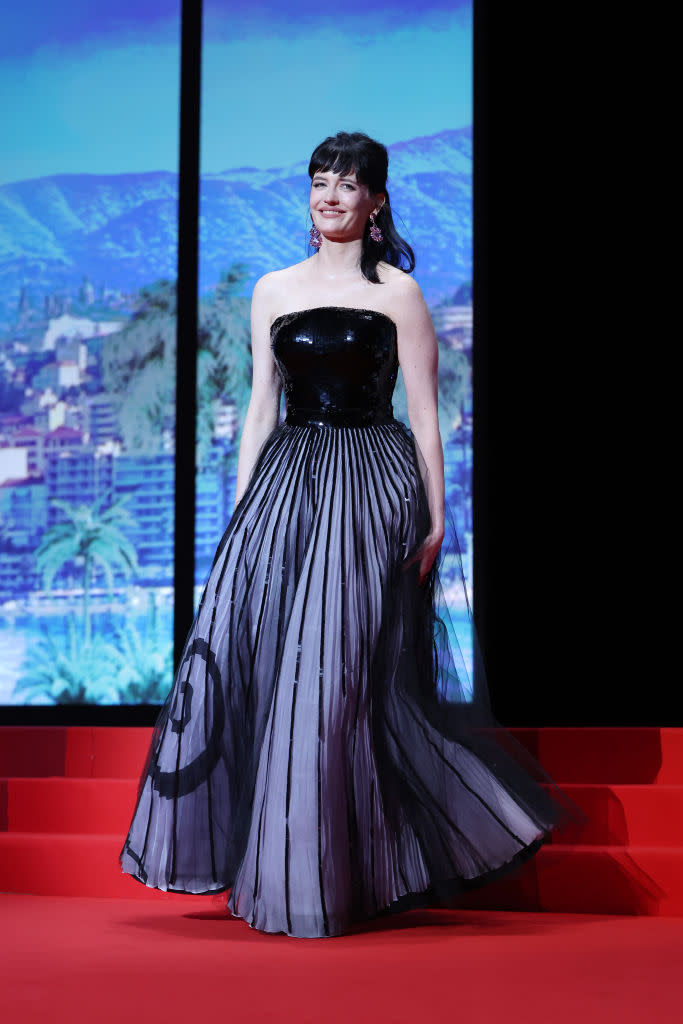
[539,845,683,916]
[4,777,683,848]
[2,726,683,783]
[0,726,152,779]
[1,832,682,916]
[64,727,153,778]
[509,728,683,784]
[551,784,683,847]
[461,845,683,917]
[0,832,184,901]
[2,778,139,835]
[0,727,70,777]
[2,727,683,919]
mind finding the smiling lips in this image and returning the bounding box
[319,209,344,217]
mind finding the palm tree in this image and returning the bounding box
[35,494,139,646]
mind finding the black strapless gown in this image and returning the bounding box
[120,306,580,937]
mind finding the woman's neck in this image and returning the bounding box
[313,237,364,280]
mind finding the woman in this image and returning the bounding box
[120,131,580,938]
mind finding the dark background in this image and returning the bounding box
[475,4,672,725]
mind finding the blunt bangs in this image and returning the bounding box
[308,137,383,193]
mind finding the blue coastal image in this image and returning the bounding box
[0,1,473,705]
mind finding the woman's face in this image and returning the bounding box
[309,168,383,243]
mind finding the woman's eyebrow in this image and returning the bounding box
[312,173,357,182]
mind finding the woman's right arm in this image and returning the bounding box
[233,274,282,509]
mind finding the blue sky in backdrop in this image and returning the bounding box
[0,0,471,184]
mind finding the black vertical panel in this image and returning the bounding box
[472,0,489,687]
[173,0,203,670]
[473,0,566,725]
[470,3,673,725]
[473,1,575,725]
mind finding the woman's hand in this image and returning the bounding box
[402,527,445,584]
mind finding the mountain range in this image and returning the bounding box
[0,128,471,327]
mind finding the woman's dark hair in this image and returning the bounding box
[308,131,415,283]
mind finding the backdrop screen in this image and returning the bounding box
[0,2,181,705]
[194,1,474,688]
[0,0,472,706]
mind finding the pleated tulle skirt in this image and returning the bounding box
[120,418,579,937]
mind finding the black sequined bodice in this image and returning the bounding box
[271,306,398,427]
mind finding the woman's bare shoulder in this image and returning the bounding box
[253,264,298,295]
[252,261,311,311]
[378,265,426,314]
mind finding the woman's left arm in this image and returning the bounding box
[393,277,445,581]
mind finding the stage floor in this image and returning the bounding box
[1,894,681,1023]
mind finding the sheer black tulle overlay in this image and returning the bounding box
[120,306,585,937]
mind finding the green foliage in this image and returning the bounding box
[12,601,173,705]
[100,280,177,453]
[108,595,173,703]
[437,345,471,435]
[13,618,123,704]
[196,264,252,469]
[99,270,253,467]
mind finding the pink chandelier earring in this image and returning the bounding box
[369,212,383,243]
[309,219,322,250]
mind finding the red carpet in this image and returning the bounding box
[1,726,682,1022]
[2,894,682,1024]
[1,726,682,913]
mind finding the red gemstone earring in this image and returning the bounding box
[369,212,383,243]
[309,220,322,250]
